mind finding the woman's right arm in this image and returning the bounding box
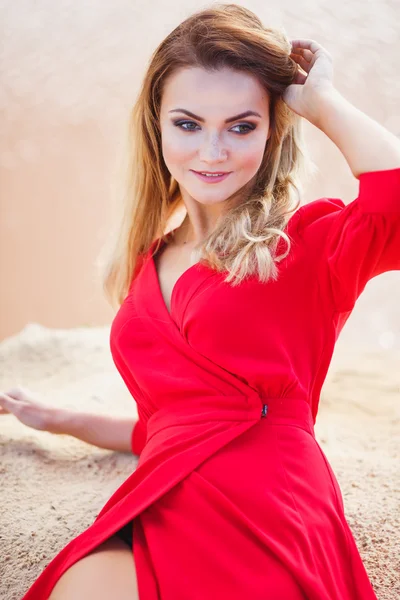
[50,409,138,453]
[0,386,139,454]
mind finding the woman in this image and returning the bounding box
[2,4,400,599]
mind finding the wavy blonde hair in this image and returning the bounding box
[99,3,317,310]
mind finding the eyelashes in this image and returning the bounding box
[173,120,256,135]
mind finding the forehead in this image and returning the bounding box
[160,66,270,115]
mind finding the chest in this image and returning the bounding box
[153,241,199,314]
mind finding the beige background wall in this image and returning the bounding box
[1,0,399,347]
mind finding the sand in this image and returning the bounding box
[0,323,399,599]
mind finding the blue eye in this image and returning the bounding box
[175,121,198,132]
[173,120,256,135]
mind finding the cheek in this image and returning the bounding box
[162,132,195,169]
[235,137,267,172]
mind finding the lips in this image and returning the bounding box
[191,171,232,183]
[193,170,230,175]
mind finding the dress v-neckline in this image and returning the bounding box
[148,206,303,319]
[149,235,206,318]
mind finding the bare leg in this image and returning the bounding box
[48,535,139,600]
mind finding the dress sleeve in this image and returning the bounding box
[130,400,148,455]
[131,415,147,455]
[321,167,400,312]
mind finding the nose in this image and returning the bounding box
[198,132,228,162]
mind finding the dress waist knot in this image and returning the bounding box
[144,394,315,451]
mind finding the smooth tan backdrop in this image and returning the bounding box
[1,0,399,346]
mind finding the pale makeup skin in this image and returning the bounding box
[159,66,272,246]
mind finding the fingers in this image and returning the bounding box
[289,38,333,86]
[290,39,330,65]
[0,392,18,414]
[291,48,313,62]
[291,53,312,74]
[290,39,325,53]
[3,386,34,404]
[4,386,26,400]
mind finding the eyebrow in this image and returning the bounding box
[168,109,262,123]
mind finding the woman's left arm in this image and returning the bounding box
[312,88,400,179]
[285,38,400,179]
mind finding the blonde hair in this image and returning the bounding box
[99,3,317,310]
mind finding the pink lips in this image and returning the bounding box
[191,171,231,184]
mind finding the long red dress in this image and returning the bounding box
[21,167,400,599]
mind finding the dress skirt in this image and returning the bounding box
[21,395,377,599]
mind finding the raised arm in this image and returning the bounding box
[313,87,400,179]
[286,38,400,178]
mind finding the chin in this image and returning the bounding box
[183,181,247,204]
[190,193,238,207]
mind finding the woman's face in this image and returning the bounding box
[159,66,271,208]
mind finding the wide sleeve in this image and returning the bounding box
[131,404,148,456]
[320,167,400,312]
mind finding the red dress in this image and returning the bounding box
[21,168,400,599]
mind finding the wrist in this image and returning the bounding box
[309,86,347,130]
[46,407,77,435]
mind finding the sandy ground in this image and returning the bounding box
[0,323,399,599]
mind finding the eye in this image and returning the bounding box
[230,123,256,134]
[174,120,199,132]
[173,120,256,135]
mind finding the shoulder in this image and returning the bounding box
[291,197,346,237]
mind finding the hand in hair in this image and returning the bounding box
[283,38,336,124]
